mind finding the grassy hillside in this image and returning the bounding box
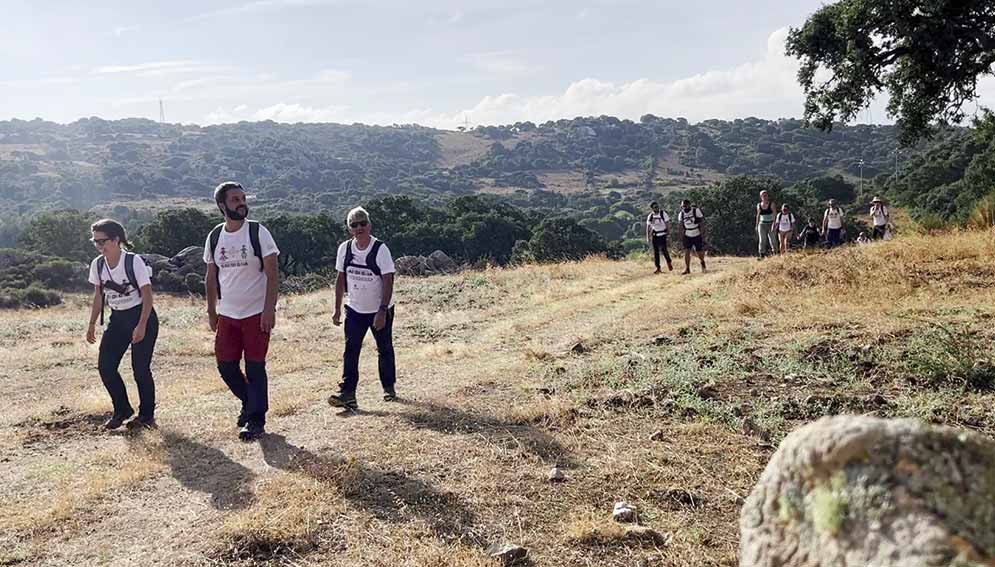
[2,231,994,566]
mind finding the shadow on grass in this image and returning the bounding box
[158,431,256,511]
[395,399,576,467]
[259,433,482,545]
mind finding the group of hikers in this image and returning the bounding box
[86,181,395,441]
[644,191,893,272]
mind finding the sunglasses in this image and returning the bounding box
[349,220,369,229]
[90,237,111,246]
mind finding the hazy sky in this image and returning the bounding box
[3,0,994,129]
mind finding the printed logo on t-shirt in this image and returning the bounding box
[218,245,251,269]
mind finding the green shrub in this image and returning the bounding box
[32,260,87,290]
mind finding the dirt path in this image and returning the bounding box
[1,257,754,567]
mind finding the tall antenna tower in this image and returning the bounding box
[463,114,470,130]
[159,99,166,123]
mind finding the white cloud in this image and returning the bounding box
[112,25,139,37]
[189,0,345,21]
[0,76,77,88]
[252,103,350,123]
[95,60,207,75]
[468,51,541,77]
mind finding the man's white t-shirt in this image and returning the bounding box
[646,212,670,234]
[678,208,703,238]
[824,207,844,229]
[870,205,889,226]
[88,253,152,311]
[777,213,795,232]
[335,237,396,314]
[203,221,280,320]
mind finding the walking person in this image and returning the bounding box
[869,197,890,239]
[329,207,397,411]
[755,190,777,258]
[822,199,845,248]
[677,199,706,274]
[204,181,280,441]
[86,219,159,430]
[645,201,672,273]
[798,218,822,250]
[775,204,796,254]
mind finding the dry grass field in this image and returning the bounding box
[2,230,995,566]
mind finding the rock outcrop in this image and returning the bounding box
[395,250,459,276]
[740,415,995,567]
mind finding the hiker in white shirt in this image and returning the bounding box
[677,199,706,274]
[775,204,796,254]
[645,201,672,273]
[86,219,158,431]
[328,206,398,412]
[822,199,845,248]
[869,196,890,239]
[204,181,280,442]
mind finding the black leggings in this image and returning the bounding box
[651,233,671,269]
[98,305,158,418]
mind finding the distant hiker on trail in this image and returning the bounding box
[775,204,796,254]
[823,199,845,248]
[856,231,871,245]
[645,201,672,273]
[755,190,777,258]
[798,218,822,250]
[329,207,398,412]
[86,219,159,431]
[204,181,280,442]
[869,197,890,239]
[677,199,706,274]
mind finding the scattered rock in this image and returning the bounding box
[696,383,718,399]
[740,415,995,567]
[570,341,589,354]
[650,429,665,442]
[653,335,673,346]
[487,544,528,565]
[427,250,458,273]
[613,501,638,523]
[548,467,567,482]
[865,393,888,407]
[659,488,706,510]
[624,525,671,545]
[554,366,567,375]
[395,250,460,276]
[537,386,556,397]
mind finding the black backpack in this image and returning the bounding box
[209,221,263,300]
[96,252,139,325]
[341,239,384,292]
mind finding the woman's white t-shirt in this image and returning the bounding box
[335,238,396,314]
[203,222,280,320]
[825,207,844,229]
[88,253,152,311]
[777,213,795,232]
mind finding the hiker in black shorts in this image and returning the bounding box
[645,201,672,273]
[86,219,159,431]
[677,199,706,274]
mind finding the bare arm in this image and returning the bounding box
[132,284,154,344]
[261,254,279,332]
[333,271,345,326]
[205,263,219,331]
[380,273,395,308]
[86,286,101,344]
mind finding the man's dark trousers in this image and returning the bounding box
[340,305,396,394]
[652,233,671,269]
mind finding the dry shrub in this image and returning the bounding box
[564,515,627,545]
[503,397,579,427]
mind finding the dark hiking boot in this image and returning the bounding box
[237,410,248,428]
[126,415,157,431]
[328,391,359,411]
[239,423,265,442]
[104,410,134,430]
[667,261,673,271]
[681,269,691,275]
[383,388,397,402]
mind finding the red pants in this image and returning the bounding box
[215,314,270,362]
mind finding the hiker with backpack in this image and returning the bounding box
[869,197,891,239]
[328,207,397,411]
[677,199,706,274]
[204,181,280,442]
[86,219,159,430]
[798,217,822,250]
[645,201,672,273]
[755,190,777,258]
[775,204,796,254]
[822,199,845,248]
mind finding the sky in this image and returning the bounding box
[3,0,994,130]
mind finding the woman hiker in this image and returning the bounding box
[86,219,159,430]
[755,190,777,258]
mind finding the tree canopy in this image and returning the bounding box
[786,0,995,145]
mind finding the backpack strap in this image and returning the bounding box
[124,252,139,292]
[367,241,383,277]
[209,223,224,300]
[342,240,353,292]
[248,221,263,272]
[96,257,106,326]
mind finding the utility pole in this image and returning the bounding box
[859,158,865,194]
[159,99,165,123]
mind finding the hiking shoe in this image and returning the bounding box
[681,269,691,275]
[328,392,359,411]
[238,423,265,442]
[126,415,157,431]
[667,261,673,272]
[236,410,248,428]
[104,411,134,430]
[653,268,662,274]
[383,388,397,402]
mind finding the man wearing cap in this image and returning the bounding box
[822,199,845,248]
[204,181,280,441]
[328,207,397,412]
[645,201,672,273]
[869,197,890,239]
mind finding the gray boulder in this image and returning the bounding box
[427,250,457,273]
[170,246,205,267]
[396,255,430,277]
[740,415,995,567]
